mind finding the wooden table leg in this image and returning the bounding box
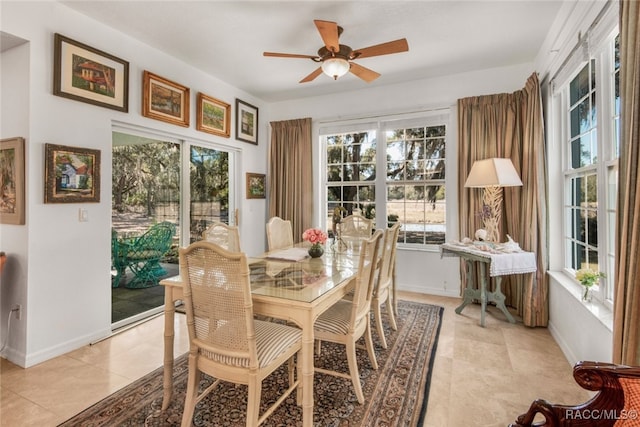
[455,259,477,315]
[162,288,176,411]
[491,277,515,323]
[300,310,315,427]
[479,262,488,327]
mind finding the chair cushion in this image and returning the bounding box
[127,250,163,260]
[615,378,640,426]
[314,300,352,335]
[254,320,302,368]
[200,321,301,369]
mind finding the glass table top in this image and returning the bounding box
[248,243,362,303]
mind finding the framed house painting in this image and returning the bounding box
[53,33,129,112]
[44,143,101,203]
[142,70,190,127]
[0,137,25,225]
[246,173,266,199]
[196,92,231,137]
[236,99,258,145]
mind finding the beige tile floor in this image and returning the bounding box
[0,292,590,426]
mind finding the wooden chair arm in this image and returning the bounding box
[510,361,640,427]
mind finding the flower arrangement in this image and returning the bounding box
[302,228,328,258]
[575,268,605,301]
[302,228,328,247]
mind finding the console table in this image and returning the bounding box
[441,242,537,327]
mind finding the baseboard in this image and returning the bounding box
[398,283,460,298]
[548,319,579,366]
[21,327,112,368]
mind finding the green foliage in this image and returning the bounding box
[112,141,180,213]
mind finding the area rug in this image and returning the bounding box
[59,301,443,427]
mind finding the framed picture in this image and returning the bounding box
[0,137,25,225]
[142,70,190,127]
[246,173,266,199]
[44,143,101,204]
[236,99,259,145]
[196,92,231,137]
[53,33,129,112]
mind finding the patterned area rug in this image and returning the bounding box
[59,301,443,426]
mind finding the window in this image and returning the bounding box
[561,31,619,304]
[386,125,446,245]
[326,130,377,220]
[322,113,448,247]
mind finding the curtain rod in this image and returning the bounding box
[317,106,451,125]
[549,0,614,86]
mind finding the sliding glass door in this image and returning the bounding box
[111,128,235,328]
[188,145,231,243]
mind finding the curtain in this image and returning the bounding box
[613,0,640,366]
[268,117,313,243]
[457,73,549,327]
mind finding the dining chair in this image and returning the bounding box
[371,223,401,349]
[339,213,374,250]
[313,229,383,404]
[266,216,294,250]
[202,221,241,252]
[179,241,302,427]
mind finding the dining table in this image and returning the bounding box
[159,243,361,427]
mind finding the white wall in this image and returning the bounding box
[0,1,269,367]
[0,40,30,359]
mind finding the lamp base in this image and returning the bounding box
[481,185,502,243]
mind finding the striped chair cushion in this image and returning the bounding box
[314,300,352,335]
[254,320,302,368]
[199,321,301,369]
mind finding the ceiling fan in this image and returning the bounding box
[263,19,409,83]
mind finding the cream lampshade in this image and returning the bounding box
[464,158,523,242]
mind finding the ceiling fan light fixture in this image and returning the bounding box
[321,57,350,80]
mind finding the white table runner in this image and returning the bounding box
[441,242,537,277]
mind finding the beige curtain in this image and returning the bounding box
[457,73,549,327]
[268,117,313,243]
[613,0,640,365]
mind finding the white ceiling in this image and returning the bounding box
[60,1,564,103]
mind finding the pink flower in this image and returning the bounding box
[302,228,327,245]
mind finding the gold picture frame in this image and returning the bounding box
[0,137,26,224]
[44,143,101,204]
[196,92,231,137]
[142,70,190,127]
[53,33,129,112]
[246,173,266,199]
[236,99,259,145]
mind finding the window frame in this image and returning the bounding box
[558,29,619,308]
[320,111,450,250]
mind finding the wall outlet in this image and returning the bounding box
[13,304,21,320]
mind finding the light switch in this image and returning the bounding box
[79,208,89,222]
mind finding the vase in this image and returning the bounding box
[308,244,324,258]
[582,287,592,302]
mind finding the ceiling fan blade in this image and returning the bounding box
[263,52,318,60]
[300,67,323,83]
[349,62,381,83]
[314,19,340,53]
[352,38,409,59]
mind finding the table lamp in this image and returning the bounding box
[464,158,523,242]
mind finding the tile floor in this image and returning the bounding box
[0,292,590,426]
